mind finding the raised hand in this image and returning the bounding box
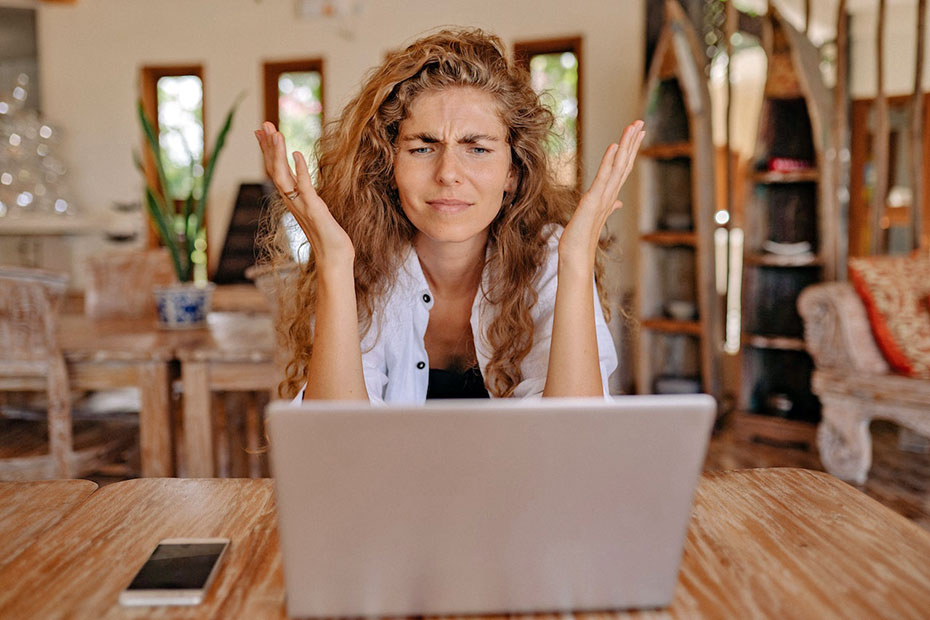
[559,120,645,268]
[254,122,354,267]
[544,120,644,398]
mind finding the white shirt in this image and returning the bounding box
[298,225,618,403]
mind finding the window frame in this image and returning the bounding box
[140,64,206,248]
[514,36,584,190]
[262,57,325,145]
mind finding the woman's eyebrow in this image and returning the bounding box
[458,133,502,144]
[398,132,440,144]
[398,132,503,144]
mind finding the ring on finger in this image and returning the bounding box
[284,187,300,201]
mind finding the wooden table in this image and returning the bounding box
[59,312,275,478]
[59,315,185,477]
[0,480,97,572]
[1,468,929,618]
[177,312,277,477]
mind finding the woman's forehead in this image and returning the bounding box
[399,87,508,139]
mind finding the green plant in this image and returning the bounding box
[136,96,241,282]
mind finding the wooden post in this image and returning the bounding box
[804,0,811,37]
[834,0,849,277]
[871,0,889,255]
[911,0,927,251]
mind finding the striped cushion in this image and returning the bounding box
[848,255,930,379]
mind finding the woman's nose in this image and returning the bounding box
[435,149,461,185]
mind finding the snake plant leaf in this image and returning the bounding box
[137,101,170,203]
[145,187,187,281]
[193,92,244,241]
[183,191,196,263]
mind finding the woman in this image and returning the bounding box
[256,28,644,402]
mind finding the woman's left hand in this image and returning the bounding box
[559,120,645,269]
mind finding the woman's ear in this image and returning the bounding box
[504,166,517,193]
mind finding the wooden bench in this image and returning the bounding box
[798,282,930,484]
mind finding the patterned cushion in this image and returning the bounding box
[847,255,930,378]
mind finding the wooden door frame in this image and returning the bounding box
[139,64,206,251]
[513,36,584,190]
[849,93,930,256]
[261,58,325,130]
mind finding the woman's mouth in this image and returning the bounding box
[426,199,472,213]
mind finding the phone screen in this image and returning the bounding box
[126,542,227,590]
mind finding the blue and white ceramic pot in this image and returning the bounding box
[153,282,215,329]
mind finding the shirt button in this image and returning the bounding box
[416,361,426,370]
[422,293,431,303]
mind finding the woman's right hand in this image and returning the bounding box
[255,122,355,269]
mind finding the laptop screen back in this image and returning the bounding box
[267,395,715,617]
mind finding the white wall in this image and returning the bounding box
[849,0,930,98]
[35,0,644,290]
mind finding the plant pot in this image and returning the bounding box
[153,282,215,329]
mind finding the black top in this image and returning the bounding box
[426,366,490,399]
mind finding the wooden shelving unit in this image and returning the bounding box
[734,6,838,442]
[635,0,721,401]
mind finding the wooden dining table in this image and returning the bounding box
[59,310,275,477]
[0,468,928,618]
[176,312,277,477]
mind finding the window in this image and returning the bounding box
[263,59,324,173]
[140,65,207,279]
[515,37,583,189]
[263,59,324,262]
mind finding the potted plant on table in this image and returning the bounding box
[136,96,240,328]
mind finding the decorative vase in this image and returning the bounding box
[153,282,215,329]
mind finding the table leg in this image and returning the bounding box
[138,362,173,477]
[182,361,214,477]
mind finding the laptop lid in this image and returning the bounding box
[267,394,715,617]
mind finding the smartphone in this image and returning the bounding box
[118,538,230,606]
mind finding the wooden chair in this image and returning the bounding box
[77,248,177,474]
[84,248,174,319]
[0,267,75,479]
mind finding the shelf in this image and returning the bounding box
[744,252,823,268]
[639,231,697,246]
[751,169,819,184]
[743,334,807,351]
[0,214,110,236]
[635,0,720,400]
[640,142,692,159]
[641,318,702,336]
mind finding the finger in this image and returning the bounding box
[613,123,644,189]
[587,142,619,196]
[618,127,645,187]
[255,131,276,174]
[269,132,298,193]
[601,123,639,197]
[255,127,282,179]
[292,151,321,201]
[605,122,644,197]
[258,122,296,187]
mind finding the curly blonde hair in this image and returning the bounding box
[263,27,610,398]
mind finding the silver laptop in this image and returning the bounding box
[266,395,715,617]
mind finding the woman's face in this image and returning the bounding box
[393,87,516,249]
